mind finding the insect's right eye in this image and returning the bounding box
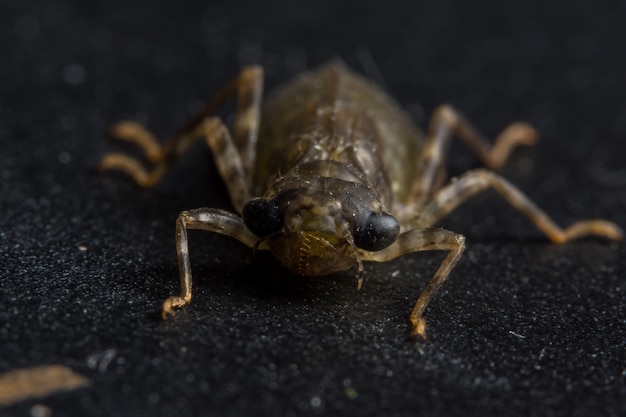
[242,198,284,238]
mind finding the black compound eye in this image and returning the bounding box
[354,212,400,251]
[242,198,284,238]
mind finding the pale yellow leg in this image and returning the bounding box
[99,66,264,191]
[162,208,265,318]
[362,228,466,339]
[417,168,623,242]
[411,105,538,204]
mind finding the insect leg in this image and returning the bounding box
[107,116,257,211]
[417,168,623,242]
[99,66,263,188]
[361,228,466,338]
[162,208,264,318]
[200,117,252,212]
[411,105,538,204]
[105,122,163,163]
[231,67,263,180]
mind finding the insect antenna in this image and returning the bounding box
[355,47,387,90]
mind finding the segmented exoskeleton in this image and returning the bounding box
[100,60,622,338]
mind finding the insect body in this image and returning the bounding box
[100,60,623,338]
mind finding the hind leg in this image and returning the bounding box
[99,66,263,188]
[409,105,538,206]
[417,169,623,242]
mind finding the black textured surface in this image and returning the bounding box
[2,1,626,416]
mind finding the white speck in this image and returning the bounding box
[78,245,88,252]
[63,63,87,85]
[509,330,526,339]
[148,392,160,404]
[58,151,71,164]
[310,396,322,407]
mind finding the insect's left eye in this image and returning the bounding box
[242,198,284,237]
[353,212,400,251]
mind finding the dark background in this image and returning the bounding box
[2,0,625,416]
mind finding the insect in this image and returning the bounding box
[99,59,623,339]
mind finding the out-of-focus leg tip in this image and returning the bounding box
[410,318,427,340]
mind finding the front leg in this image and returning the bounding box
[361,228,466,339]
[162,208,265,318]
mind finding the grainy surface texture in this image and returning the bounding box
[1,1,625,416]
